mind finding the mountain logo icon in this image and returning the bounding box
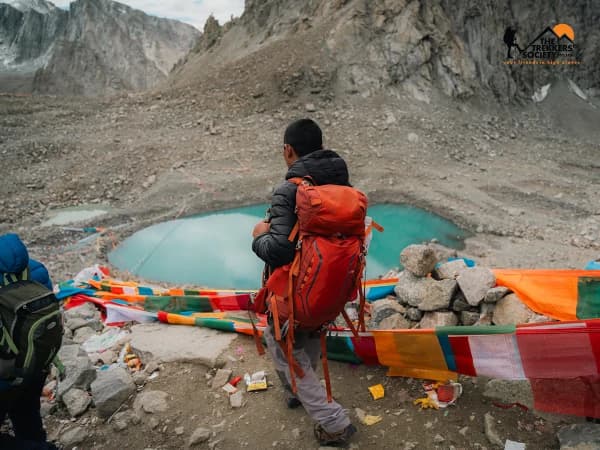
[503,23,580,65]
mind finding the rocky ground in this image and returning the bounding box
[0,78,599,449]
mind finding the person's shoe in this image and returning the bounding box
[314,423,357,447]
[286,396,302,409]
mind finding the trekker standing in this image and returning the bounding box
[252,119,358,447]
[0,233,60,450]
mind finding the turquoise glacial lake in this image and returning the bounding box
[108,204,467,289]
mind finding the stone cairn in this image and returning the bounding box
[368,244,552,330]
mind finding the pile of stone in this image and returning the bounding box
[369,244,551,330]
[44,303,158,422]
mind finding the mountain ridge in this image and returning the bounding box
[0,0,199,95]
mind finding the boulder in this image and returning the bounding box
[60,427,87,447]
[457,267,496,306]
[369,298,406,326]
[376,313,410,330]
[134,390,169,414]
[395,272,456,311]
[62,388,91,417]
[434,259,467,280]
[406,308,423,322]
[493,294,532,325]
[91,367,135,418]
[73,326,96,344]
[557,423,600,450]
[400,245,438,277]
[419,312,458,329]
[484,286,511,304]
[57,347,96,399]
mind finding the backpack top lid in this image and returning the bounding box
[291,177,368,237]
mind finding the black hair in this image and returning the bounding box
[283,118,323,157]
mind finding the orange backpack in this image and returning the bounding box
[253,176,369,401]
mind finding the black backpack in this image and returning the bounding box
[0,269,63,386]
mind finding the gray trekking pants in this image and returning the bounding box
[264,325,351,434]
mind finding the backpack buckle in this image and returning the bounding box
[296,239,303,250]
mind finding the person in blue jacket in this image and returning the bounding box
[0,233,58,450]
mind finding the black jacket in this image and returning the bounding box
[252,149,350,268]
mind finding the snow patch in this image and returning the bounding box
[532,83,551,103]
[567,79,588,101]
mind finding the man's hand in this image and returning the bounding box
[252,221,270,238]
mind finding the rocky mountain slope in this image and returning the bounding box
[0,0,199,95]
[170,0,599,104]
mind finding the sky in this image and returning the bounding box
[50,0,245,30]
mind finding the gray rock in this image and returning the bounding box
[369,298,406,325]
[62,388,91,417]
[148,417,160,429]
[376,313,410,330]
[493,294,533,325]
[58,344,85,368]
[175,426,185,435]
[460,311,480,326]
[73,326,96,344]
[145,360,160,375]
[63,327,73,340]
[229,390,244,408]
[211,369,232,388]
[484,286,511,304]
[428,243,458,262]
[483,379,534,409]
[484,413,504,448]
[112,410,139,431]
[60,426,87,447]
[305,103,317,112]
[64,302,101,322]
[419,312,458,329]
[292,428,301,439]
[451,295,471,312]
[133,371,149,386]
[40,400,56,418]
[457,267,496,306]
[65,317,91,332]
[528,313,553,324]
[134,390,169,414]
[406,308,423,321]
[129,322,236,367]
[395,272,456,311]
[557,423,600,450]
[189,427,211,446]
[434,259,467,280]
[91,367,135,418]
[400,245,438,277]
[57,351,96,400]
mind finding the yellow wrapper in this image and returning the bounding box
[368,384,385,400]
